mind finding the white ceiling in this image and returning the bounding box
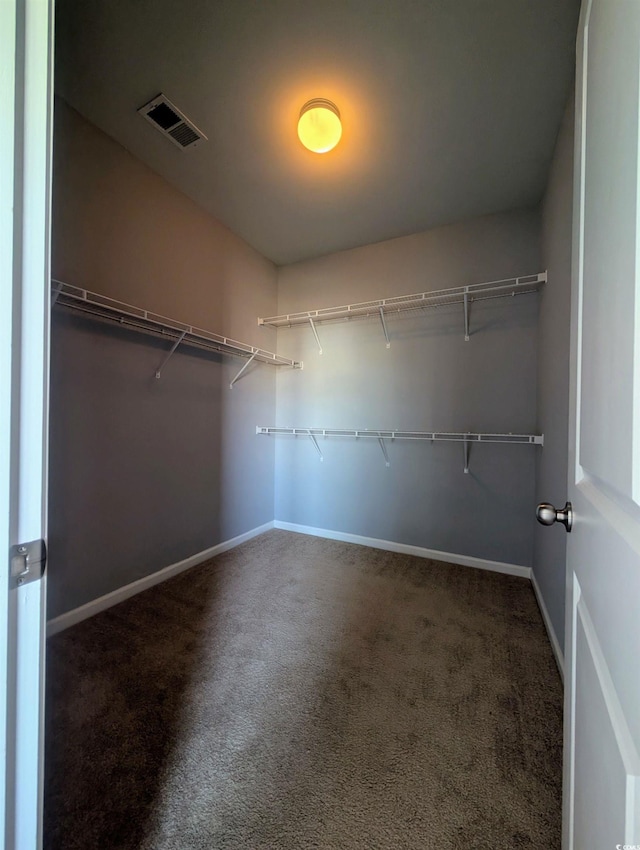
[54,0,580,266]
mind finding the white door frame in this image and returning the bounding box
[0,0,54,847]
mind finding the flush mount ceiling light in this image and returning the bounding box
[297,99,342,153]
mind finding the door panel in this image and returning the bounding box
[567,0,640,846]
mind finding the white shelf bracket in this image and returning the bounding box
[463,291,470,341]
[463,437,470,474]
[379,307,391,348]
[309,318,323,354]
[307,431,323,461]
[155,330,187,379]
[378,436,390,467]
[230,351,258,388]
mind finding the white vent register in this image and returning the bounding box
[138,93,207,150]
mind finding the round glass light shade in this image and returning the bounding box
[297,99,342,153]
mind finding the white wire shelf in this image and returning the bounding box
[52,281,303,387]
[258,271,546,351]
[257,426,544,473]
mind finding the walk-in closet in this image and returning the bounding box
[12,0,636,848]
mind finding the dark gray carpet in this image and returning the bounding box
[44,529,563,849]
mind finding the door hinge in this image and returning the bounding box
[10,539,46,589]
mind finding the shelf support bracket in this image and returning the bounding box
[230,351,258,388]
[307,431,323,461]
[379,307,390,348]
[378,437,390,467]
[309,318,323,354]
[155,330,187,379]
[463,437,470,474]
[51,281,63,307]
[463,292,470,341]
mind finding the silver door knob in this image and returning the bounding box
[536,501,573,532]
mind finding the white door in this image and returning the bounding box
[0,1,54,848]
[563,0,640,847]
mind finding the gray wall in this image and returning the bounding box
[49,100,278,619]
[274,211,541,566]
[533,94,575,653]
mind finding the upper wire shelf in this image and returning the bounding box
[52,281,303,386]
[258,271,546,350]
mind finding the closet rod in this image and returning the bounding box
[52,281,303,385]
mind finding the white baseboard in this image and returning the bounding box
[530,570,565,681]
[273,520,532,579]
[47,521,275,636]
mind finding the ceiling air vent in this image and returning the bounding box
[137,94,207,151]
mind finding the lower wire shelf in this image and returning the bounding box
[256,426,543,473]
